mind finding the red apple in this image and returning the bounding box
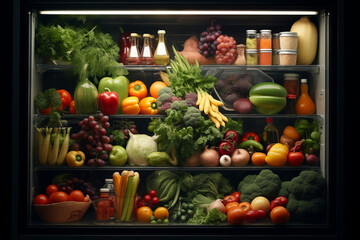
[287,151,304,166]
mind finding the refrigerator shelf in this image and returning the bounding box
[35,64,321,74]
[33,165,321,172]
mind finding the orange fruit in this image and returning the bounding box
[283,126,301,141]
[150,81,168,98]
[251,152,266,166]
[154,207,169,220]
[136,206,153,222]
[270,206,290,224]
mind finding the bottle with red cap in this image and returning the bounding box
[263,117,279,146]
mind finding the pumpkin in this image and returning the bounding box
[179,36,216,65]
[290,16,318,65]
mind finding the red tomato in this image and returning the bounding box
[69,100,76,114]
[226,206,245,224]
[34,194,49,205]
[69,190,85,202]
[287,152,304,166]
[49,191,69,203]
[46,184,59,196]
[57,89,72,108]
[270,206,290,224]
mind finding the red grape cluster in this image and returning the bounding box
[71,113,113,166]
[57,177,98,200]
[198,23,222,57]
[215,35,237,64]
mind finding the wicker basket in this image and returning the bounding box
[34,200,91,223]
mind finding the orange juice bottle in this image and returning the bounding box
[295,79,316,115]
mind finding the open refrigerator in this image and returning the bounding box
[11,0,345,239]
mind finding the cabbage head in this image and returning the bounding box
[126,132,158,166]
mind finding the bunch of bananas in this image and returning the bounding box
[196,90,228,128]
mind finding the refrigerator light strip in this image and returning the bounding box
[39,10,318,16]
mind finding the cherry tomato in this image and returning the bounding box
[69,190,85,202]
[151,196,159,205]
[143,194,152,203]
[149,190,157,197]
[46,184,59,196]
[49,191,69,203]
[34,194,49,205]
[226,206,245,224]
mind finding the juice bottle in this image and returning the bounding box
[126,33,141,65]
[140,33,154,65]
[295,79,316,115]
[154,30,170,65]
[263,117,279,146]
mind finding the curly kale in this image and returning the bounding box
[238,169,281,202]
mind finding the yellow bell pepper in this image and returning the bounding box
[139,97,158,115]
[65,151,85,167]
[122,96,140,115]
[265,143,288,167]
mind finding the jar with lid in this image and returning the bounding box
[126,33,141,65]
[95,188,111,221]
[260,30,272,49]
[272,49,279,65]
[246,49,258,65]
[246,30,257,49]
[278,49,297,65]
[140,33,154,65]
[279,32,298,50]
[103,179,115,220]
[272,33,280,50]
[259,49,272,65]
[284,94,297,114]
[283,73,300,97]
[154,30,170,65]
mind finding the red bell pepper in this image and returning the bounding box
[57,89,72,111]
[97,88,120,115]
[240,132,260,143]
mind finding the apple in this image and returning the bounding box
[109,145,128,166]
[287,151,304,166]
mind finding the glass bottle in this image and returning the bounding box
[263,117,279,146]
[103,179,115,220]
[140,33,154,65]
[295,79,316,115]
[126,33,141,65]
[96,188,110,221]
[154,30,170,65]
[284,94,297,114]
[119,32,130,65]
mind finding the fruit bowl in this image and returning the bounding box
[34,200,91,223]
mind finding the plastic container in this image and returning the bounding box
[246,30,257,49]
[279,31,298,50]
[259,49,272,65]
[246,49,258,65]
[210,68,274,111]
[278,49,297,65]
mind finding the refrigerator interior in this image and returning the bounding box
[24,8,333,236]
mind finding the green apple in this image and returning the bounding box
[109,145,128,166]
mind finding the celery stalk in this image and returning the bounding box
[120,171,134,221]
[125,172,140,222]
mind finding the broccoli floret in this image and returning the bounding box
[183,107,202,127]
[286,193,326,222]
[171,100,188,110]
[157,93,174,106]
[158,87,174,96]
[278,181,291,198]
[238,169,281,202]
[288,170,326,200]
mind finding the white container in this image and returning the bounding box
[278,49,297,65]
[279,32,298,50]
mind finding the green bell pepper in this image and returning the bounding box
[98,76,130,114]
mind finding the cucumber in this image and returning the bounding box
[249,82,287,98]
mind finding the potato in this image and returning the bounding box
[233,98,253,114]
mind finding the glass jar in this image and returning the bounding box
[283,73,300,97]
[103,179,115,220]
[260,30,272,49]
[95,188,110,221]
[279,32,298,50]
[127,33,141,65]
[272,33,280,50]
[140,33,154,65]
[272,49,279,65]
[246,30,257,49]
[246,49,258,65]
[259,49,272,65]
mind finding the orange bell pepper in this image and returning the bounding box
[122,96,140,115]
[139,97,158,115]
[129,80,148,101]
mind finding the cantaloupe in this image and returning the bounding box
[290,16,318,65]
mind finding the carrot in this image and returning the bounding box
[56,127,71,165]
[118,170,129,221]
[112,172,122,220]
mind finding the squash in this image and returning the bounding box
[179,36,216,65]
[290,16,318,65]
